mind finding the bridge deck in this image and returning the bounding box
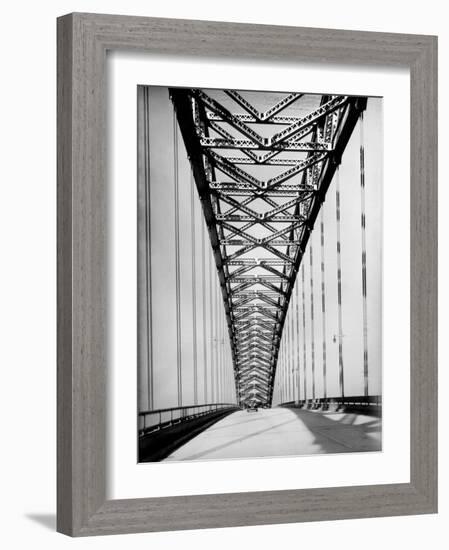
[164,407,381,461]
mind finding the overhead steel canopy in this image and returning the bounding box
[170,88,366,406]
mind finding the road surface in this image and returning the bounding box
[165,407,381,461]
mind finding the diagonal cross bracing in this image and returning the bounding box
[170,88,366,405]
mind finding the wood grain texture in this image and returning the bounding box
[57,13,74,536]
[57,12,438,536]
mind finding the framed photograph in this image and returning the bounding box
[57,13,437,536]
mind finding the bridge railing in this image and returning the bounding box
[139,403,239,436]
[278,395,381,414]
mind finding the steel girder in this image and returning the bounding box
[170,88,366,405]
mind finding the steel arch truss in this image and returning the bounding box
[170,88,366,406]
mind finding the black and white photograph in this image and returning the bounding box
[0,0,441,544]
[137,86,382,462]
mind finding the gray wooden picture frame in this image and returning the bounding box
[57,12,438,537]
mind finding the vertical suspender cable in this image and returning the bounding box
[301,263,307,402]
[216,304,220,402]
[224,341,227,402]
[221,298,224,401]
[320,209,327,400]
[291,307,295,402]
[360,113,369,396]
[209,244,214,402]
[222,313,225,402]
[289,309,293,402]
[286,312,290,401]
[278,350,281,403]
[225,345,227,402]
[285,312,288,401]
[290,310,293,401]
[173,113,182,407]
[223,313,226,401]
[280,345,284,403]
[143,87,154,410]
[202,226,208,402]
[215,283,219,401]
[285,335,288,402]
[280,329,284,402]
[285,315,292,401]
[218,309,222,402]
[210,256,215,403]
[309,245,316,400]
[284,342,287,403]
[283,339,287,403]
[295,280,301,403]
[290,311,294,401]
[190,174,198,405]
[336,169,345,398]
[224,337,227,402]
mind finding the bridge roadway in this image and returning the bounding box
[164,407,381,461]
